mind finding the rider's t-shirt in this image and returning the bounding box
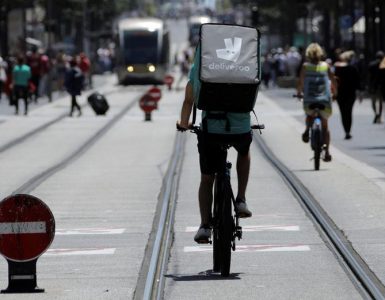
[188,45,251,135]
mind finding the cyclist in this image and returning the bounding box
[296,43,337,162]
[177,44,253,243]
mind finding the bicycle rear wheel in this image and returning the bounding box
[219,186,233,277]
[313,129,321,171]
[212,175,233,276]
[213,178,221,272]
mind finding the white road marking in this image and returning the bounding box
[44,248,116,256]
[56,228,125,235]
[185,225,299,233]
[0,222,46,234]
[184,244,310,253]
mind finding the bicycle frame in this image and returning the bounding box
[212,148,242,277]
[176,123,264,276]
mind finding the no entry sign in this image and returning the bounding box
[0,194,55,262]
[147,86,161,102]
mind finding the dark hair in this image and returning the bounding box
[17,55,24,64]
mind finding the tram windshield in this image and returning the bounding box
[123,30,158,64]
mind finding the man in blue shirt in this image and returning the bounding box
[178,45,253,243]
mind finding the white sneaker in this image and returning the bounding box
[194,225,211,244]
[235,199,252,218]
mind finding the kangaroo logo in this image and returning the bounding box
[216,37,242,62]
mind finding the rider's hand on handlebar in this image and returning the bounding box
[176,121,190,132]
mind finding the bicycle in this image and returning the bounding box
[294,95,326,171]
[177,123,264,276]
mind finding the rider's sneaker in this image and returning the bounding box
[235,198,252,218]
[194,225,212,244]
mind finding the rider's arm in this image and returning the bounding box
[296,65,305,96]
[178,81,194,129]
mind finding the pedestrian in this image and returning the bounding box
[79,52,91,89]
[367,51,384,123]
[26,47,42,103]
[12,55,31,115]
[334,50,361,140]
[176,50,191,90]
[0,56,7,101]
[38,50,52,101]
[378,56,385,113]
[261,53,273,88]
[65,58,84,117]
[55,50,67,92]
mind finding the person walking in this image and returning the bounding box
[12,56,31,115]
[65,58,84,117]
[176,50,191,90]
[0,56,7,101]
[334,50,361,140]
[79,52,91,89]
[368,51,384,123]
[26,47,42,103]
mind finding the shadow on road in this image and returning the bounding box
[165,270,242,281]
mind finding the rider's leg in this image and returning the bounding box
[302,115,313,142]
[198,174,215,226]
[236,151,250,200]
[322,118,331,158]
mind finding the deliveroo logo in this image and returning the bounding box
[216,37,242,62]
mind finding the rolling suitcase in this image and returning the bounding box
[88,92,109,115]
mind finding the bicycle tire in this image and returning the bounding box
[313,129,321,171]
[213,177,221,272]
[219,181,233,277]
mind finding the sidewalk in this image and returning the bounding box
[257,89,385,286]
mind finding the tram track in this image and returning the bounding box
[9,89,141,195]
[134,132,186,300]
[0,85,126,156]
[253,133,385,300]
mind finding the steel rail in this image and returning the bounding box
[0,86,123,155]
[141,132,185,300]
[12,93,140,195]
[254,133,385,300]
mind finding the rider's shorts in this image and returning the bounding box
[197,131,252,175]
[303,102,332,119]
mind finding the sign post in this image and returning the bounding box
[0,194,55,293]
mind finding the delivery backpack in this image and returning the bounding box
[197,23,261,113]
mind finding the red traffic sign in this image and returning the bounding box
[147,86,161,102]
[164,74,174,85]
[0,194,55,262]
[139,94,158,113]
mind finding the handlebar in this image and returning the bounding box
[176,123,265,133]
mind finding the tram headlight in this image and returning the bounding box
[148,64,156,73]
[127,66,134,72]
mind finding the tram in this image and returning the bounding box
[116,18,170,84]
